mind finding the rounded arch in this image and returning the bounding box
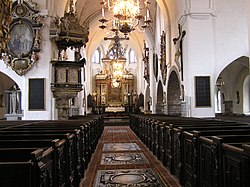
[215,56,249,114]
[243,75,250,114]
[156,80,164,114]
[167,71,181,116]
[0,71,21,119]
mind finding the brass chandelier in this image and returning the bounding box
[99,0,152,35]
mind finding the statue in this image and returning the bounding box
[132,90,137,105]
[124,91,128,104]
[11,85,18,114]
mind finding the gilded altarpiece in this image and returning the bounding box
[95,57,134,107]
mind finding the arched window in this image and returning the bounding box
[217,90,222,112]
[92,48,101,63]
[129,49,136,64]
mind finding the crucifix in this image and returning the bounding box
[104,31,129,59]
[173,24,186,81]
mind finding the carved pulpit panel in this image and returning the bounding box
[57,68,67,83]
[68,68,78,83]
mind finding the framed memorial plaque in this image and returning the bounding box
[28,78,45,110]
[195,76,211,107]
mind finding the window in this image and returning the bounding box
[92,48,101,63]
[129,49,136,64]
[216,90,222,112]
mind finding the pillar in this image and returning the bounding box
[181,0,216,117]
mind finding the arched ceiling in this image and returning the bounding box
[75,0,158,59]
[0,72,15,93]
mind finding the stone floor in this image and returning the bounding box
[80,126,181,187]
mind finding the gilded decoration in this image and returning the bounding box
[153,52,158,81]
[143,40,150,85]
[160,31,167,85]
[0,0,12,57]
[3,0,43,76]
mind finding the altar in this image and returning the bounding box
[94,57,134,107]
[105,106,125,113]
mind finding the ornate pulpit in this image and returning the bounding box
[50,0,89,119]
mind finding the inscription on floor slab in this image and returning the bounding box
[103,143,141,152]
[94,168,166,186]
[100,152,148,165]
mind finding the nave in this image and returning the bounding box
[1,114,250,187]
[81,125,181,186]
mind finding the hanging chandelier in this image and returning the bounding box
[99,0,152,35]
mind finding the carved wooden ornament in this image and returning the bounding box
[3,0,43,76]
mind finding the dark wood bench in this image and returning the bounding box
[0,132,77,187]
[0,139,67,187]
[182,128,250,187]
[171,125,250,183]
[0,148,53,187]
[198,134,250,187]
[129,114,250,185]
[0,116,104,187]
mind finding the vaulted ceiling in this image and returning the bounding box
[51,0,172,62]
[73,0,157,59]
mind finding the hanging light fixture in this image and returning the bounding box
[99,0,152,35]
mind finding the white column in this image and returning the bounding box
[149,47,156,113]
[247,0,250,73]
[181,0,216,117]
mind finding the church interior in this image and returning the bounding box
[0,0,250,186]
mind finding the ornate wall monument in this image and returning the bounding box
[0,0,12,57]
[3,0,43,76]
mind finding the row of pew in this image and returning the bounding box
[130,114,250,187]
[0,115,104,187]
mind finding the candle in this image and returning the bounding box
[146,8,149,19]
[102,7,105,17]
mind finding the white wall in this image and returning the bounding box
[180,0,248,117]
[214,0,248,77]
[0,1,56,120]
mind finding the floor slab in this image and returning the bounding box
[94,168,167,186]
[100,152,148,165]
[103,143,141,152]
[80,126,181,187]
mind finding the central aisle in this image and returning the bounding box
[80,126,181,187]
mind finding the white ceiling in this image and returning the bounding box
[74,0,156,60]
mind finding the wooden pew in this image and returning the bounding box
[0,128,85,179]
[129,114,249,184]
[0,148,53,187]
[172,125,250,184]
[183,129,250,187]
[198,135,250,187]
[0,116,104,187]
[0,139,66,187]
[0,133,77,187]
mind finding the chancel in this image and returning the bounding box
[94,31,134,113]
[0,0,250,187]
